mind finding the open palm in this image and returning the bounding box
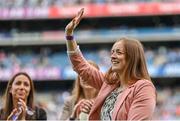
[65,8,84,35]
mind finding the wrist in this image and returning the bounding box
[65,30,73,36]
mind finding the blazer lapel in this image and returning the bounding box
[112,87,131,120]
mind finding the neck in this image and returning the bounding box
[118,75,127,89]
[83,88,96,99]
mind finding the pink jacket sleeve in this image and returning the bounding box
[69,50,105,90]
[128,81,156,120]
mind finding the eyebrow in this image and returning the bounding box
[111,49,124,52]
[15,80,29,83]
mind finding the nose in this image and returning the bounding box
[111,52,117,59]
[19,84,25,90]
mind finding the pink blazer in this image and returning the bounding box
[69,50,156,120]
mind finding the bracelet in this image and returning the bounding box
[66,35,74,40]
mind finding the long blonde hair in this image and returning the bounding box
[71,60,100,104]
[105,37,151,85]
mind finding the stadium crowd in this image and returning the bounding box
[0,0,178,8]
[0,46,180,80]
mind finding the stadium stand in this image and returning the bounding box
[1,0,180,119]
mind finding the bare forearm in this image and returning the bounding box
[66,38,78,51]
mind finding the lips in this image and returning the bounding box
[17,90,26,96]
[112,62,119,64]
[111,60,120,64]
[17,93,25,97]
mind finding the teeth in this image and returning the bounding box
[112,61,119,64]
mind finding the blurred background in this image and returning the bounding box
[0,0,180,120]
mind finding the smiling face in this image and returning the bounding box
[111,41,126,73]
[10,74,31,101]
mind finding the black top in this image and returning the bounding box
[0,106,47,120]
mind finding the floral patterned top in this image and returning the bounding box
[100,87,123,120]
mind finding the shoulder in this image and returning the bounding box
[63,96,76,107]
[130,79,156,94]
[35,106,47,120]
[64,96,75,104]
[133,79,155,88]
[36,106,46,113]
[60,96,75,120]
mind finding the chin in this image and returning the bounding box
[111,67,119,72]
[112,67,123,73]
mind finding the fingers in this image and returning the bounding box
[83,100,94,107]
[65,18,76,35]
[74,8,84,28]
[65,8,84,35]
[72,99,85,114]
[78,8,84,18]
[72,19,76,28]
[80,104,90,113]
[72,98,94,116]
[72,100,83,117]
[80,99,94,113]
[77,8,84,23]
[17,99,27,115]
[18,99,26,109]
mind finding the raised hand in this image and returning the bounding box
[65,8,84,35]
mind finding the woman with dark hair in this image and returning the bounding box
[0,72,47,120]
[65,8,156,120]
[60,60,99,120]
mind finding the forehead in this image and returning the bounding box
[13,75,30,83]
[112,41,124,50]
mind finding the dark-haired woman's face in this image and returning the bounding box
[111,41,126,73]
[10,75,31,101]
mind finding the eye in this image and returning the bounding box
[24,82,30,87]
[116,50,124,55]
[15,81,21,85]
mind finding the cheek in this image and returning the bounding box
[118,55,125,62]
[121,56,126,63]
[119,57,126,68]
[122,59,126,66]
[28,88,31,93]
[26,87,31,94]
[10,88,18,98]
[10,86,18,93]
